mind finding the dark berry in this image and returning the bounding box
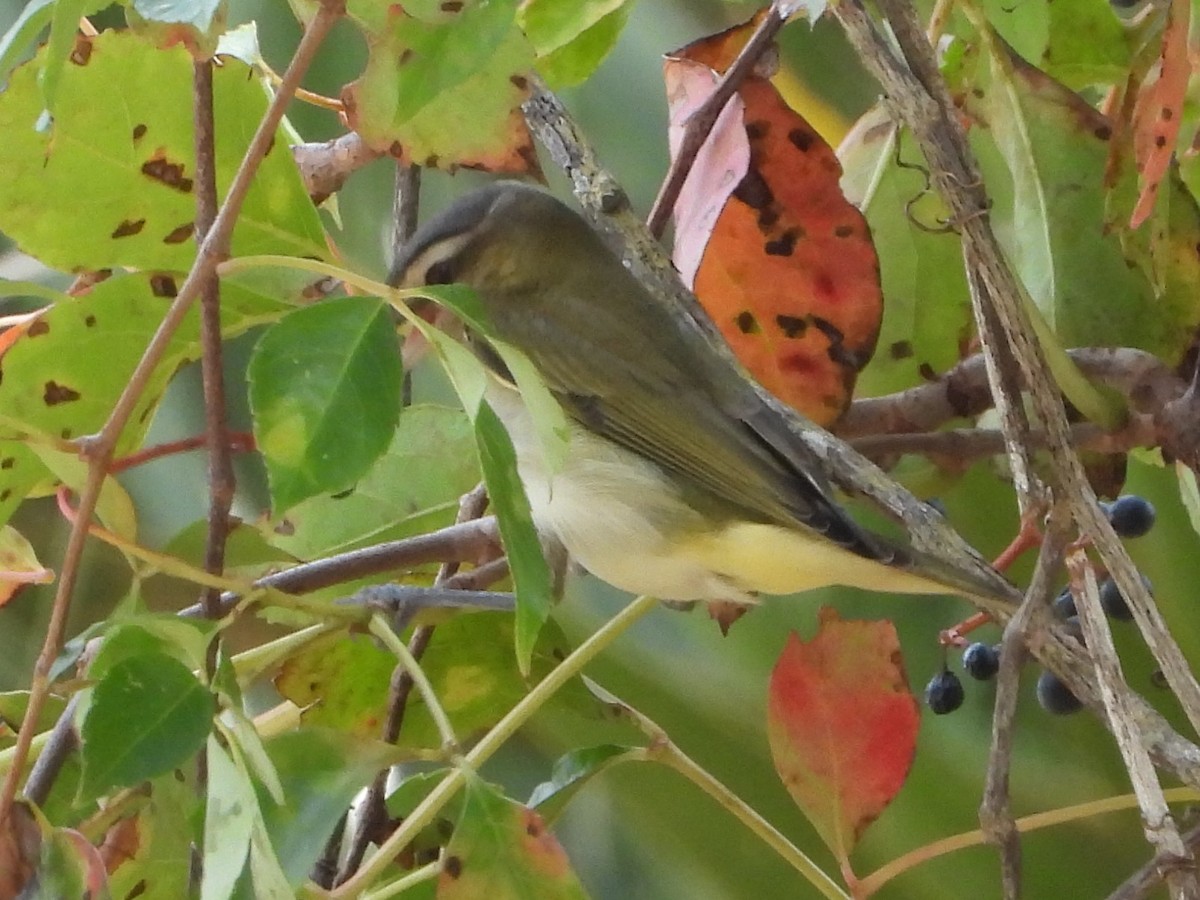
[1106,495,1157,538]
[1037,670,1083,715]
[1099,574,1152,622]
[1052,587,1076,619]
[963,642,1000,680]
[925,669,965,715]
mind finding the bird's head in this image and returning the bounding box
[388,181,590,302]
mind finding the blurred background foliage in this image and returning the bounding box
[0,0,1196,897]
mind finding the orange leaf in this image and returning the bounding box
[767,608,917,877]
[668,14,882,426]
[1130,0,1189,228]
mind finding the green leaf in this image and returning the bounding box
[527,744,641,820]
[343,0,538,172]
[474,403,551,675]
[0,272,285,512]
[249,297,402,512]
[440,773,590,900]
[264,404,480,558]
[1041,0,1131,88]
[88,618,216,680]
[1177,463,1200,539]
[202,737,255,900]
[255,729,404,883]
[0,30,326,271]
[275,614,573,748]
[79,651,213,800]
[0,690,67,735]
[950,25,1200,363]
[839,106,974,397]
[42,0,99,111]
[518,0,632,88]
[107,770,198,900]
[493,342,570,475]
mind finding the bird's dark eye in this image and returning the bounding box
[425,258,457,285]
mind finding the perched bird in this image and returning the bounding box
[390,181,1011,607]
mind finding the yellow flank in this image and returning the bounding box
[681,522,966,599]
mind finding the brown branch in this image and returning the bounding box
[645,0,793,237]
[850,0,1200,754]
[177,516,502,619]
[980,512,1065,898]
[193,58,236,629]
[291,132,383,204]
[1067,547,1196,894]
[0,1,344,828]
[107,432,255,475]
[850,414,1158,465]
[1109,820,1200,900]
[838,347,1182,440]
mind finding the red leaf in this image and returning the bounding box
[667,14,883,426]
[767,608,918,873]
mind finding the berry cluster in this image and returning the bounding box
[924,641,1000,715]
[923,494,1157,717]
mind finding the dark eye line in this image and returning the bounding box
[425,258,456,285]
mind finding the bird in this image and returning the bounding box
[389,180,1013,608]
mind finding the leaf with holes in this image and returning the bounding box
[0,29,325,272]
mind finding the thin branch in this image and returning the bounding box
[1109,819,1200,900]
[177,516,501,619]
[22,695,80,807]
[839,347,1181,439]
[980,511,1066,898]
[391,164,421,264]
[646,0,792,237]
[0,1,343,828]
[867,0,1200,745]
[1067,547,1197,896]
[849,415,1157,464]
[193,58,236,630]
[334,486,489,886]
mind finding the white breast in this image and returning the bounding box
[484,382,756,603]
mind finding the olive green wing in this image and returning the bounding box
[488,284,890,563]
